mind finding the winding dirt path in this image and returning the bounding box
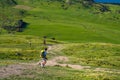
[0,44,120,78]
[0,64,32,78]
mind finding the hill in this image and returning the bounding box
[0,35,120,80]
[13,0,120,44]
[0,0,120,44]
[0,0,27,33]
[0,1,120,79]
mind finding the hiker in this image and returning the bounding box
[40,48,48,68]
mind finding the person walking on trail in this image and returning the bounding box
[40,48,48,68]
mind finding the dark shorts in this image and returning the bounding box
[42,58,47,61]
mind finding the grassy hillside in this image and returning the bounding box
[0,0,27,33]
[0,0,120,43]
[0,34,61,62]
[0,35,120,80]
[0,0,120,80]
[13,0,120,43]
[62,43,120,68]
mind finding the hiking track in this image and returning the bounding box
[0,44,120,78]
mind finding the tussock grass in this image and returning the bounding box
[62,43,120,68]
[0,34,62,62]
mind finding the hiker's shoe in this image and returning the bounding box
[40,63,44,68]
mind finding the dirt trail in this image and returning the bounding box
[0,64,32,78]
[46,56,91,70]
[46,45,91,70]
[0,44,120,78]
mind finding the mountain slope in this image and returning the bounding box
[14,0,120,43]
[0,0,120,43]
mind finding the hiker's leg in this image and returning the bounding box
[41,58,46,67]
[41,59,44,67]
[43,59,46,66]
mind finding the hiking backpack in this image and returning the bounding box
[41,50,45,58]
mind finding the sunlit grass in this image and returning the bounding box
[14,0,120,44]
[62,43,120,68]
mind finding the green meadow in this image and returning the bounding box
[62,43,120,69]
[0,35,120,80]
[0,0,120,80]
[14,0,120,43]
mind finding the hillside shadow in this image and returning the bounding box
[16,20,29,32]
[22,22,29,28]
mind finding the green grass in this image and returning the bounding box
[1,0,120,44]
[0,35,120,80]
[0,0,120,80]
[0,34,61,62]
[62,43,120,69]
[14,1,120,44]
[1,35,119,69]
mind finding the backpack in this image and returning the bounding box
[40,50,45,58]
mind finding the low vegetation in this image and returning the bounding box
[0,0,120,44]
[0,34,61,63]
[62,43,120,68]
[0,35,120,80]
[0,0,27,34]
[15,0,120,43]
[1,66,120,80]
[0,0,120,80]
